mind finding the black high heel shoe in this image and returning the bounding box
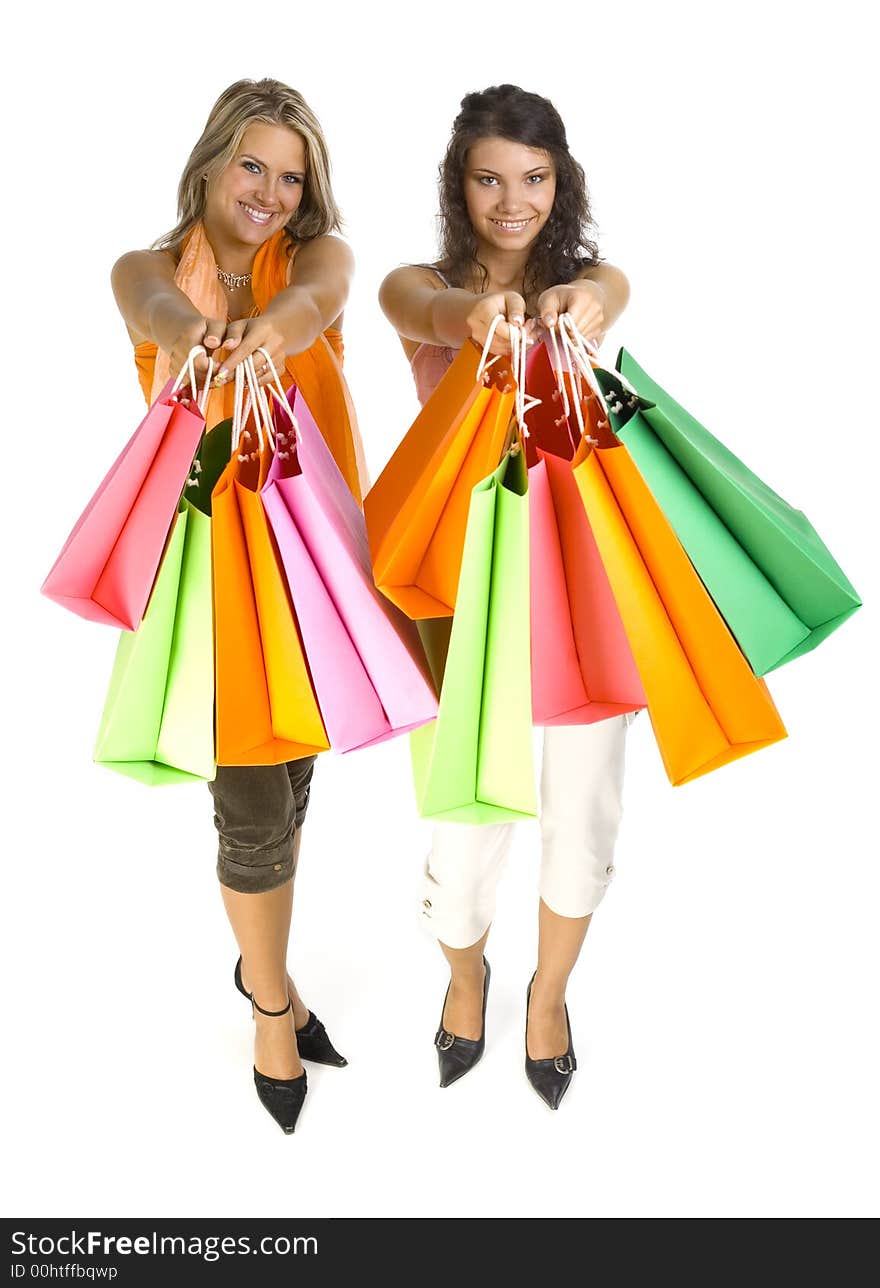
[435,958,490,1088]
[250,994,307,1135]
[524,974,577,1110]
[235,957,347,1068]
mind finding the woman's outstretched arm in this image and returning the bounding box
[111,250,224,379]
[380,264,532,355]
[536,262,631,344]
[216,235,355,381]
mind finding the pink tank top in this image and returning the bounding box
[409,267,458,405]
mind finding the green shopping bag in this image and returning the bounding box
[93,421,230,784]
[603,352,861,675]
[410,449,536,823]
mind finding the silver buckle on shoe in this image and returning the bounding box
[436,1031,455,1051]
[554,1055,574,1075]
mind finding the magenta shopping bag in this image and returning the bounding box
[261,387,438,753]
[42,355,208,630]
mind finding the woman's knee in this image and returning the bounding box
[419,821,512,947]
[208,760,315,894]
[539,855,617,919]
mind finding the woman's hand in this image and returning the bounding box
[212,315,290,387]
[534,280,607,346]
[467,291,527,355]
[158,312,227,390]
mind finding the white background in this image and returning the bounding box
[2,0,877,1220]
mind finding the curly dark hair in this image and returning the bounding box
[436,84,601,302]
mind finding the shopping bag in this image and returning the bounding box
[42,350,208,630]
[93,420,232,785]
[212,377,329,766]
[410,449,536,822]
[572,418,787,785]
[608,350,861,674]
[521,338,581,463]
[94,502,214,784]
[530,447,646,725]
[364,341,515,618]
[286,331,369,504]
[261,387,438,753]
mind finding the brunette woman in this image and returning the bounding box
[380,84,632,1110]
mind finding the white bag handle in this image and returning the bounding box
[231,360,267,458]
[240,356,275,458]
[253,347,298,461]
[171,345,215,413]
[231,362,249,454]
[508,322,541,442]
[475,315,507,383]
[559,314,643,428]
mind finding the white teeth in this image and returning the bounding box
[492,219,531,230]
[240,202,274,223]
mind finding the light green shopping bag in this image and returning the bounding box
[410,449,536,823]
[600,351,861,675]
[93,421,230,784]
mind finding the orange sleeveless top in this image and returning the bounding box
[133,223,367,502]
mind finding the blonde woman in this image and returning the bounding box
[113,78,367,1134]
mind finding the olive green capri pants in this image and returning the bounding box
[207,757,317,894]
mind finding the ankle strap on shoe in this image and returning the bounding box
[251,996,292,1019]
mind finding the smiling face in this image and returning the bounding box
[463,136,557,256]
[204,121,307,250]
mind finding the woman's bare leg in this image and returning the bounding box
[438,930,490,1040]
[222,857,303,1080]
[527,900,591,1058]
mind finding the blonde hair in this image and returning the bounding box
[154,78,341,252]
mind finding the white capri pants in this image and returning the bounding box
[421,715,630,949]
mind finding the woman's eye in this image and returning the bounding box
[283,174,302,185]
[478,176,499,186]
[526,174,544,184]
[242,161,260,174]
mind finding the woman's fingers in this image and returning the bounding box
[501,292,526,325]
[489,319,513,355]
[217,323,274,378]
[192,351,214,388]
[220,318,247,353]
[202,318,226,351]
[469,292,529,354]
[565,282,606,341]
[538,288,566,329]
[209,320,248,380]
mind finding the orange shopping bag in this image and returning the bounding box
[364,341,515,618]
[572,415,787,785]
[212,373,329,766]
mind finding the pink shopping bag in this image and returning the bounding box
[530,449,646,724]
[261,386,438,753]
[524,339,645,724]
[42,354,207,630]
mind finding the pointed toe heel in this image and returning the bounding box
[254,1065,308,1135]
[246,990,307,1135]
[435,959,490,1088]
[524,975,577,1110]
[294,1012,348,1068]
[235,956,348,1069]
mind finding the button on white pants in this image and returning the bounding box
[420,715,630,949]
